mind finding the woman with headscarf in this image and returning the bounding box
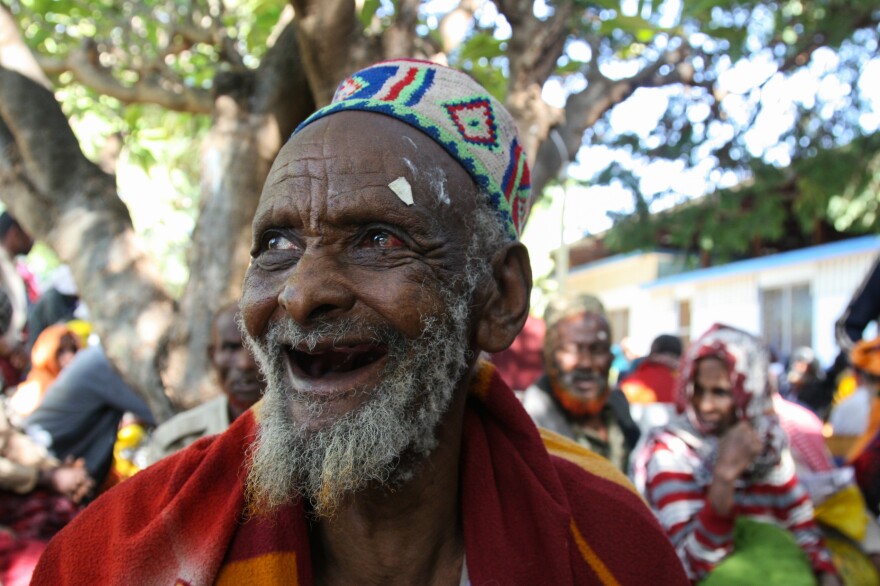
[633,324,840,585]
[8,324,80,421]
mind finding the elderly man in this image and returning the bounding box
[33,60,686,585]
[523,295,640,473]
[147,303,266,464]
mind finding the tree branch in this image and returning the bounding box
[0,6,51,90]
[36,40,213,114]
[528,43,703,203]
[0,5,176,420]
[496,0,573,166]
[290,0,380,105]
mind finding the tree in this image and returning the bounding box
[0,0,876,420]
[604,134,880,264]
[593,2,880,261]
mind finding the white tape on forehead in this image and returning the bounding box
[389,177,413,206]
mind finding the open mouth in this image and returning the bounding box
[287,342,388,379]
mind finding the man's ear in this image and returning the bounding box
[475,241,532,353]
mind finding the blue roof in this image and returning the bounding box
[643,235,880,290]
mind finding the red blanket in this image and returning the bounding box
[32,362,686,585]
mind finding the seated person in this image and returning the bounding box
[787,346,834,418]
[522,294,639,473]
[8,324,81,422]
[23,345,154,487]
[620,333,682,404]
[24,265,80,355]
[831,336,880,445]
[0,402,92,585]
[147,303,265,464]
[634,324,840,585]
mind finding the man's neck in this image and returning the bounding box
[573,410,607,435]
[309,386,469,586]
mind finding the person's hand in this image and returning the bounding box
[714,420,763,482]
[46,458,94,503]
[818,571,843,586]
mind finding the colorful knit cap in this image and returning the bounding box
[291,58,531,239]
[852,336,880,377]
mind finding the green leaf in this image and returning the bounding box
[359,0,381,28]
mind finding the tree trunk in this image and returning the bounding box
[0,14,315,420]
[160,25,315,410]
[0,66,177,422]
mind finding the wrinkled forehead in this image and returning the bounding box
[551,312,611,343]
[259,111,481,221]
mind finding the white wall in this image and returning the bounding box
[813,251,878,364]
[691,276,761,341]
[565,241,880,366]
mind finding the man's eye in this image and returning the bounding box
[361,230,404,249]
[253,231,300,269]
[264,233,296,251]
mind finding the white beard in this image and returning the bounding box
[241,288,472,518]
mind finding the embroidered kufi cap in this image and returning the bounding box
[291,58,531,239]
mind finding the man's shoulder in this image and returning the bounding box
[32,411,256,584]
[153,396,229,440]
[539,427,640,498]
[539,428,689,583]
[95,406,247,511]
[148,396,230,463]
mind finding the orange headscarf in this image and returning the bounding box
[8,324,81,418]
[846,336,880,462]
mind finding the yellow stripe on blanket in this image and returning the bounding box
[571,519,622,586]
[470,360,496,401]
[539,427,642,499]
[215,552,298,585]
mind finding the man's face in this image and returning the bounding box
[691,357,737,436]
[210,310,264,414]
[239,112,482,515]
[547,312,613,416]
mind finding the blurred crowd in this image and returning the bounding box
[0,205,878,585]
[0,213,263,584]
[493,252,880,585]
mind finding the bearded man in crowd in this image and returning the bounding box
[523,294,640,473]
[146,302,266,464]
[34,59,686,585]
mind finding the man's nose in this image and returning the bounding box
[573,347,594,369]
[277,248,355,324]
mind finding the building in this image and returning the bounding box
[563,235,880,365]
